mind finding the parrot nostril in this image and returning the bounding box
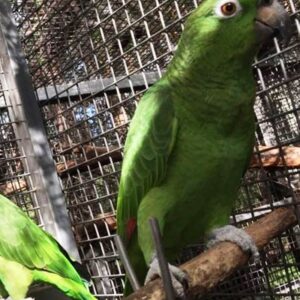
[259,0,273,6]
[263,0,273,5]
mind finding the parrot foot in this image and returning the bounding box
[207,225,260,261]
[145,256,188,298]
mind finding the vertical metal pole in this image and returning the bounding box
[0,0,79,260]
[114,235,141,291]
[149,217,175,300]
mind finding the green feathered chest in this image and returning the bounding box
[157,84,256,256]
[171,78,255,171]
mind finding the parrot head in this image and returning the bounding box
[176,0,291,67]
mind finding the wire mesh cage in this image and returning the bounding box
[0,69,42,223]
[3,0,300,299]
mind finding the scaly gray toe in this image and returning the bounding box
[145,257,188,298]
[207,225,259,260]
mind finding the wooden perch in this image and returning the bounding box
[59,145,112,158]
[125,207,297,300]
[56,145,122,177]
[250,146,300,169]
[55,143,300,177]
[0,179,28,195]
[74,213,116,241]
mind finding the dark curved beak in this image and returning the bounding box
[255,0,292,44]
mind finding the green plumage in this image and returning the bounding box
[117,0,269,293]
[0,194,96,300]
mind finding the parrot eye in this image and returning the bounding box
[215,0,242,19]
[221,2,237,15]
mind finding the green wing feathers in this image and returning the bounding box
[0,194,96,300]
[0,194,81,283]
[117,84,178,243]
[33,270,96,300]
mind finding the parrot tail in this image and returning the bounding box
[32,270,97,300]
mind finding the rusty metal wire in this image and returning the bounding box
[7,0,300,298]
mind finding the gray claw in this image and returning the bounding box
[207,225,260,262]
[145,257,188,298]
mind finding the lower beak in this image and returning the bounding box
[255,0,292,43]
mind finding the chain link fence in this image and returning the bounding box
[0,0,298,298]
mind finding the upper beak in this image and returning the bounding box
[255,0,292,43]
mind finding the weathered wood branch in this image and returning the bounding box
[0,179,28,195]
[125,207,297,300]
[55,144,300,178]
[56,145,123,177]
[250,146,300,169]
[74,213,116,241]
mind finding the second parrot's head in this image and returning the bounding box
[179,0,291,64]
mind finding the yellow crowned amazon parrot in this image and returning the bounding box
[116,0,291,295]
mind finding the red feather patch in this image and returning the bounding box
[126,218,137,241]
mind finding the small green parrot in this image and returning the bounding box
[116,0,291,295]
[0,194,96,300]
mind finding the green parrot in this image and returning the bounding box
[0,194,96,300]
[116,0,290,295]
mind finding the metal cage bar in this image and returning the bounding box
[0,0,79,258]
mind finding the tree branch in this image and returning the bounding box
[250,146,300,168]
[125,207,298,300]
[73,212,116,242]
[0,179,28,195]
[56,145,122,177]
[55,144,300,178]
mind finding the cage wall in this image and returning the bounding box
[9,0,300,299]
[0,0,79,261]
[0,49,43,225]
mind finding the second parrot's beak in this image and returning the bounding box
[255,0,292,43]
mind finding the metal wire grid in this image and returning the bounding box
[9,0,300,299]
[0,54,43,226]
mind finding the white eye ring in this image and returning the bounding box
[214,0,242,19]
